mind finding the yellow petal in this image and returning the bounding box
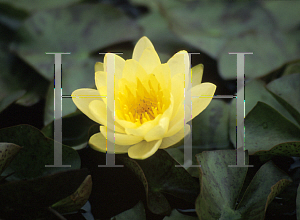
[71,88,102,124]
[128,139,162,159]
[89,132,131,154]
[170,73,184,120]
[144,117,169,142]
[132,36,155,62]
[122,59,148,84]
[159,124,190,149]
[189,82,216,121]
[89,100,125,133]
[124,114,162,136]
[165,104,184,137]
[95,62,104,72]
[100,126,143,145]
[167,50,189,77]
[138,46,161,74]
[191,64,203,87]
[103,53,125,79]
[152,63,171,92]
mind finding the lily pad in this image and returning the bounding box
[0,142,22,175]
[229,79,298,148]
[119,150,199,215]
[0,124,81,180]
[52,174,92,214]
[163,209,198,220]
[0,169,89,217]
[254,142,300,161]
[195,150,292,220]
[9,4,142,124]
[244,102,300,155]
[42,110,96,150]
[111,201,146,220]
[266,73,300,126]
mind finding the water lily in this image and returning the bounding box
[72,36,216,159]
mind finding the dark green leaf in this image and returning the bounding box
[0,169,89,213]
[119,150,199,215]
[266,73,300,126]
[42,110,96,150]
[111,201,146,220]
[0,142,22,175]
[236,161,292,220]
[195,150,248,220]
[163,209,198,220]
[52,174,92,214]
[9,4,142,124]
[0,124,81,180]
[244,102,300,154]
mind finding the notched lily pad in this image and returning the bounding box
[254,142,300,161]
[0,169,89,215]
[52,174,92,214]
[244,102,300,154]
[0,124,81,180]
[195,150,292,220]
[119,150,199,215]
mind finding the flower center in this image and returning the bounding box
[117,75,166,124]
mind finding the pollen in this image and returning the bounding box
[117,75,167,124]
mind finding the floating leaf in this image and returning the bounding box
[52,175,92,214]
[10,4,142,124]
[0,142,22,175]
[195,150,248,220]
[236,161,292,220]
[0,124,81,180]
[263,1,300,31]
[229,79,298,147]
[163,209,198,220]
[111,201,146,220]
[195,150,292,220]
[244,102,300,154]
[267,73,300,125]
[42,110,96,150]
[120,150,199,215]
[0,169,89,217]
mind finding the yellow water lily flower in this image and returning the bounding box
[72,36,216,159]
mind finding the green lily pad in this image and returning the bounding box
[0,124,81,181]
[0,142,22,175]
[195,150,248,220]
[254,142,300,161]
[244,102,300,154]
[42,110,96,150]
[0,169,89,216]
[282,60,300,76]
[236,162,292,220]
[297,184,300,220]
[229,79,298,148]
[0,25,48,112]
[52,174,92,214]
[0,0,81,12]
[263,1,300,31]
[218,30,288,79]
[163,209,198,220]
[119,150,199,215]
[111,201,146,220]
[195,150,292,220]
[266,73,300,126]
[9,4,142,124]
